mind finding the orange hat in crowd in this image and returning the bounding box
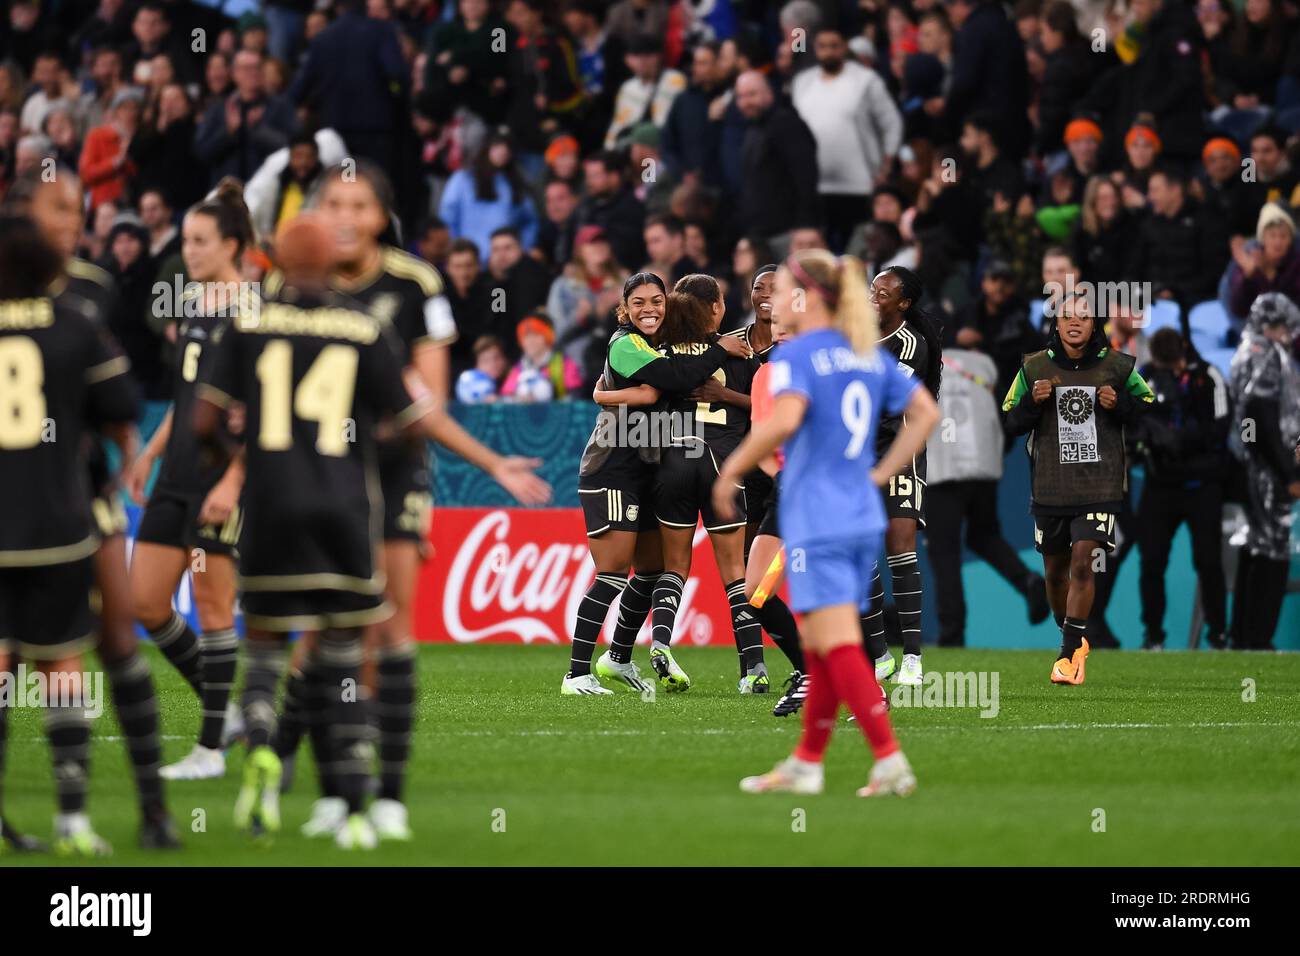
[1203,137,1242,164]
[1125,123,1162,153]
[517,314,555,348]
[544,135,579,166]
[1063,118,1103,145]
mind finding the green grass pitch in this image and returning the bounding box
[3,644,1299,866]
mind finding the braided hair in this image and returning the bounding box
[877,265,943,398]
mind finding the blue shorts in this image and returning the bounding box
[784,534,885,614]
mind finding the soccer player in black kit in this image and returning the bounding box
[273,163,548,843]
[860,266,944,687]
[128,183,253,781]
[196,214,434,850]
[0,217,142,855]
[5,169,178,851]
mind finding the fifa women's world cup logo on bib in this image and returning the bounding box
[1055,386,1100,463]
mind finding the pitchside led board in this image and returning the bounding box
[124,505,739,647]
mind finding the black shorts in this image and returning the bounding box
[656,445,746,533]
[241,588,392,633]
[755,473,781,539]
[1034,511,1117,555]
[0,558,96,660]
[380,446,432,545]
[578,473,658,537]
[883,452,926,527]
[136,485,241,557]
[745,469,775,526]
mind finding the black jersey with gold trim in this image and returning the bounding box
[154,287,250,495]
[197,288,430,591]
[0,297,138,566]
[876,320,929,450]
[663,329,758,459]
[266,247,457,364]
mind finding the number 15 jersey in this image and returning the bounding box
[768,328,917,549]
[198,291,430,592]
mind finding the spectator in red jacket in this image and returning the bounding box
[79,87,142,210]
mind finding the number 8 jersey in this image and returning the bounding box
[768,328,917,550]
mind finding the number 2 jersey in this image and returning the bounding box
[0,297,138,566]
[768,327,918,549]
[662,329,759,461]
[198,289,430,594]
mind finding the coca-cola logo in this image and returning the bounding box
[440,510,716,646]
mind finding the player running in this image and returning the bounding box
[195,214,436,849]
[649,274,767,692]
[278,163,548,842]
[0,217,143,853]
[127,182,252,781]
[1002,292,1153,684]
[567,272,751,695]
[5,169,178,851]
[713,250,939,796]
[860,266,944,687]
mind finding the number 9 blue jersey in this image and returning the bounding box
[768,328,918,549]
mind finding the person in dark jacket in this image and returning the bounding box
[660,41,725,186]
[733,69,821,244]
[423,0,510,127]
[288,0,406,172]
[99,212,169,400]
[1134,328,1231,650]
[1195,136,1252,257]
[575,150,646,270]
[1127,167,1220,307]
[1036,2,1104,155]
[195,49,296,186]
[503,0,587,156]
[1071,175,1134,287]
[939,0,1030,159]
[129,82,204,212]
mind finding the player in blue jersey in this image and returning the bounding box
[713,250,939,796]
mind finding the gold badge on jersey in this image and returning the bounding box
[369,293,400,325]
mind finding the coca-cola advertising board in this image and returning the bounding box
[414,508,742,645]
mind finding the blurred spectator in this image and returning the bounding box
[1135,327,1231,649]
[502,313,583,401]
[1228,292,1300,649]
[954,260,1036,393]
[290,0,406,175]
[424,0,510,127]
[605,0,671,50]
[543,133,582,190]
[1243,125,1300,218]
[1215,0,1291,117]
[137,187,178,264]
[201,53,234,115]
[13,133,52,178]
[245,129,338,240]
[456,334,509,403]
[534,177,580,270]
[486,226,552,360]
[563,0,627,147]
[20,50,75,135]
[662,41,725,186]
[79,46,127,131]
[503,0,586,162]
[79,87,142,210]
[940,0,1030,159]
[1071,175,1132,285]
[42,103,80,169]
[733,69,820,247]
[1108,303,1152,368]
[576,149,646,269]
[439,131,539,260]
[793,27,902,253]
[415,217,451,271]
[1229,203,1300,318]
[605,33,686,150]
[196,49,296,187]
[1036,3,1099,155]
[627,122,676,216]
[1114,118,1160,204]
[642,213,692,284]
[100,212,168,399]
[925,346,1050,645]
[547,224,627,378]
[264,1,314,65]
[1196,136,1248,256]
[1129,167,1219,305]
[123,2,196,86]
[1051,117,1103,206]
[129,83,203,212]
[445,238,495,376]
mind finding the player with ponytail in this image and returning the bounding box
[713,250,938,795]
